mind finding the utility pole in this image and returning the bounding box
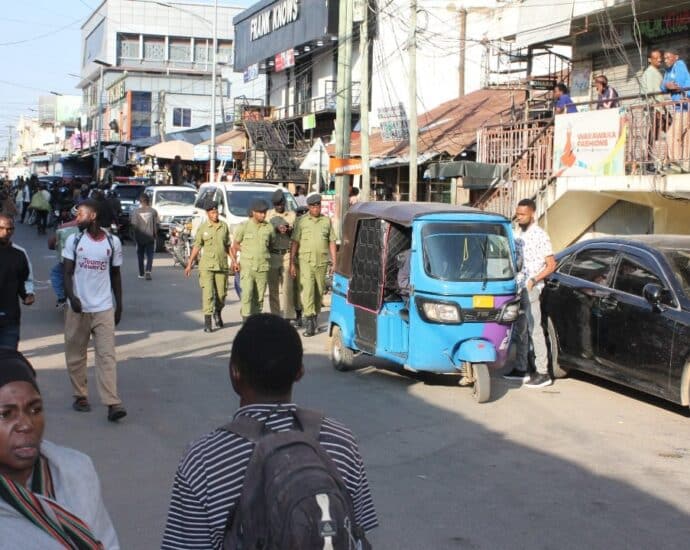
[458,8,467,98]
[6,126,13,167]
[209,0,218,183]
[334,0,354,237]
[359,0,371,201]
[408,0,418,202]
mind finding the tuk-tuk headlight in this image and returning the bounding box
[418,299,461,324]
[499,300,521,323]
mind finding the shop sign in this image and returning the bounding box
[250,0,300,41]
[302,113,316,131]
[329,157,362,176]
[108,80,126,105]
[639,11,690,40]
[552,109,626,178]
[274,49,295,72]
[193,144,210,161]
[243,63,259,83]
[216,145,233,161]
[378,103,409,142]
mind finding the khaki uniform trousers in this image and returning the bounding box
[199,269,227,315]
[240,269,269,317]
[64,308,121,406]
[267,252,300,319]
[300,262,328,317]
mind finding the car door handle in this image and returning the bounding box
[600,295,619,310]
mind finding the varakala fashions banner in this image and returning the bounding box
[552,109,626,177]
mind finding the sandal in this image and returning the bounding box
[107,404,128,422]
[72,397,91,413]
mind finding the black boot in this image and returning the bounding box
[303,316,316,337]
[204,315,213,333]
[214,308,224,329]
[292,309,303,328]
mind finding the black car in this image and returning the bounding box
[542,236,690,411]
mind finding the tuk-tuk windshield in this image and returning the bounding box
[422,223,514,282]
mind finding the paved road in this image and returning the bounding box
[13,222,690,550]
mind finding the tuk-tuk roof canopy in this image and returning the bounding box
[346,201,506,228]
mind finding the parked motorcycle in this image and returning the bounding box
[167,218,195,267]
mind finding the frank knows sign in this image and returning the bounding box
[552,109,626,177]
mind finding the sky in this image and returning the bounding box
[0,0,253,156]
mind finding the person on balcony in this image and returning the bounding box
[661,48,690,170]
[594,75,619,110]
[641,49,666,170]
[553,83,577,114]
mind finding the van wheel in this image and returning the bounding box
[331,326,355,372]
[547,318,569,379]
[472,363,491,403]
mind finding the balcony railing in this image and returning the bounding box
[271,81,361,121]
[478,95,690,182]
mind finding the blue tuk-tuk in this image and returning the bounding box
[329,202,519,403]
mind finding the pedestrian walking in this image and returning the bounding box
[230,199,274,323]
[19,180,31,224]
[503,198,557,388]
[29,184,51,235]
[130,193,158,280]
[0,214,34,349]
[161,314,377,550]
[267,189,302,325]
[0,349,120,549]
[62,199,127,422]
[185,199,232,333]
[48,215,79,309]
[290,193,337,337]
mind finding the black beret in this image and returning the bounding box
[306,193,321,206]
[271,189,286,204]
[203,199,218,211]
[251,198,269,212]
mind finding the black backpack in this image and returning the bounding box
[221,408,372,550]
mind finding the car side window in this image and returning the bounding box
[568,249,617,285]
[613,257,663,299]
[556,254,574,274]
[195,188,214,208]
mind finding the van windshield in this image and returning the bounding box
[421,223,514,282]
[226,189,296,217]
[155,190,196,206]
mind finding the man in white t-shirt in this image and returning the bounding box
[62,199,127,422]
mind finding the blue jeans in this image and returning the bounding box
[0,324,20,349]
[137,241,155,276]
[50,263,65,301]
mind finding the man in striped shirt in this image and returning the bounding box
[161,314,377,549]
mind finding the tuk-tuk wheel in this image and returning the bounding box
[472,363,491,403]
[331,326,355,372]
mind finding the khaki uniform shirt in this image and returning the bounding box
[234,219,274,272]
[194,220,231,271]
[267,209,297,252]
[292,214,336,267]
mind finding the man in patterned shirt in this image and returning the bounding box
[503,198,557,388]
[161,314,377,549]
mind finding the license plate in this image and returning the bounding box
[472,295,494,308]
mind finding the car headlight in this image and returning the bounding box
[417,299,461,324]
[499,299,521,323]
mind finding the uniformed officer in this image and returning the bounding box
[185,199,231,333]
[267,189,302,326]
[290,193,336,337]
[230,199,274,322]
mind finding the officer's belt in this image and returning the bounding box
[270,248,289,255]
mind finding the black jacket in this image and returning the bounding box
[0,243,31,327]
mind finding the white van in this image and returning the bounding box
[142,185,198,250]
[192,182,298,236]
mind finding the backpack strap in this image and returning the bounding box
[72,231,84,261]
[219,414,266,443]
[293,408,324,441]
[105,232,115,268]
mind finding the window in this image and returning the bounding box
[143,37,165,60]
[662,248,690,296]
[217,41,233,65]
[556,254,574,274]
[169,39,191,62]
[613,258,662,298]
[118,34,140,61]
[194,40,209,64]
[195,188,216,208]
[172,108,191,128]
[569,249,617,285]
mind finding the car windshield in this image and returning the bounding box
[421,222,514,282]
[114,186,145,200]
[155,190,196,206]
[226,189,295,217]
[663,248,690,295]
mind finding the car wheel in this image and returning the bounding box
[471,363,491,403]
[331,326,355,372]
[547,318,569,379]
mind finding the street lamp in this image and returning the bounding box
[93,59,112,184]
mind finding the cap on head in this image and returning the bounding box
[251,198,269,213]
[271,189,286,205]
[306,193,321,206]
[0,350,39,393]
[204,199,218,211]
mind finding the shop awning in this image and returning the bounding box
[427,161,507,189]
[144,140,195,161]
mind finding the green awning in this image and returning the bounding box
[427,161,507,189]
